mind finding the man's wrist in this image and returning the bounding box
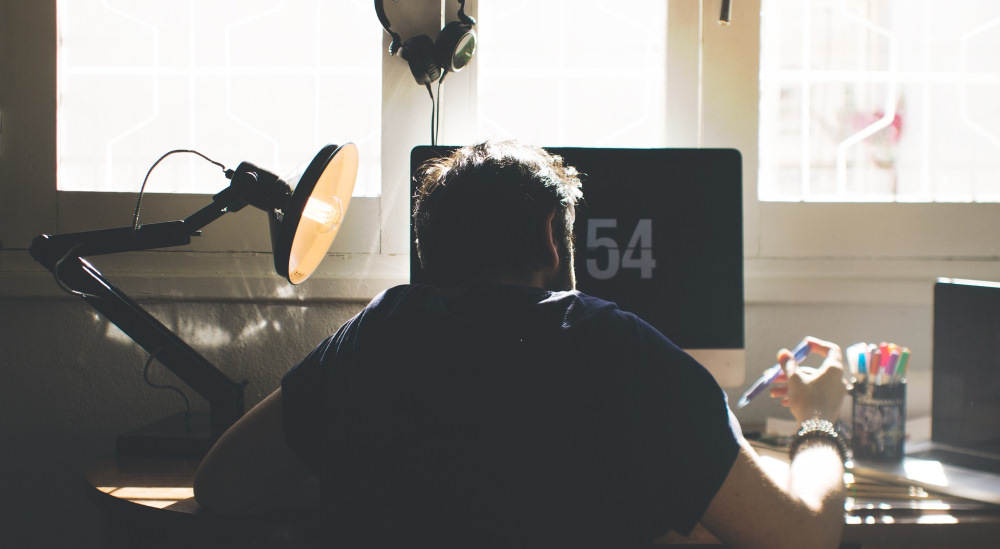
[788,418,850,465]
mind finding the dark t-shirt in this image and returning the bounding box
[282,283,741,547]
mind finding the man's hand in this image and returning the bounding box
[701,336,848,549]
[768,336,847,423]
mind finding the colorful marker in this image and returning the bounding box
[881,348,900,385]
[894,347,910,380]
[737,339,812,408]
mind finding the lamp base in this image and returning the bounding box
[116,411,216,459]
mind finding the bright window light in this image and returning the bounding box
[760,0,1000,202]
[57,0,381,196]
[477,0,666,147]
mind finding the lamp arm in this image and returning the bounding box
[78,257,244,437]
[29,193,250,441]
[31,188,244,264]
[29,241,245,437]
[27,163,298,449]
[30,222,193,264]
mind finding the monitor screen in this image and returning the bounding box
[932,278,1000,454]
[410,146,745,387]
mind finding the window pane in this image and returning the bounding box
[477,0,666,147]
[57,0,381,196]
[759,0,1000,202]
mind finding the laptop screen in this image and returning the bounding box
[932,278,1000,455]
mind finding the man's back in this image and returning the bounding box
[195,141,849,549]
[281,283,740,547]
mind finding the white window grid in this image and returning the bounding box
[759,0,1000,203]
[476,0,667,148]
[57,0,382,196]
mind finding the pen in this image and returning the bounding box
[737,339,812,408]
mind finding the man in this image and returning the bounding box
[195,140,848,548]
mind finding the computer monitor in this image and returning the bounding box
[932,278,1000,455]
[410,146,745,387]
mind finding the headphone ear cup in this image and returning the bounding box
[400,34,441,85]
[435,21,476,73]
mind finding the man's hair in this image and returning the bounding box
[413,140,583,286]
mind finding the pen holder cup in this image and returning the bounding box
[851,379,906,461]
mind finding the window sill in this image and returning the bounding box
[6,251,998,305]
[745,257,1000,306]
[2,249,409,301]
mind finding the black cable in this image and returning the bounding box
[142,348,192,432]
[132,149,229,233]
[53,150,228,297]
[435,73,447,145]
[425,82,437,146]
[426,71,449,146]
[53,242,100,299]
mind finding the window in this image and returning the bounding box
[57,0,382,196]
[477,0,667,147]
[759,0,1000,202]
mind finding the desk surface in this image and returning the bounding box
[86,454,1000,549]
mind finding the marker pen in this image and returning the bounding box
[894,347,910,380]
[882,349,900,385]
[870,345,882,378]
[737,339,812,408]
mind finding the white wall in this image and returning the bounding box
[1,1,999,547]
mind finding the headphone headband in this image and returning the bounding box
[456,0,475,26]
[374,0,403,55]
[375,0,474,56]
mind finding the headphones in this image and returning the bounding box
[375,0,477,86]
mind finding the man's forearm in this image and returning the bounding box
[788,440,846,548]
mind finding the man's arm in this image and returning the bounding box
[700,439,845,549]
[193,388,320,516]
[700,337,848,549]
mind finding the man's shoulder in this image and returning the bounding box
[547,289,644,327]
[365,284,645,332]
[361,284,435,315]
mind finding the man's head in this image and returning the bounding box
[413,140,583,290]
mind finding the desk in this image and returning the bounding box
[87,455,1000,549]
[86,456,326,549]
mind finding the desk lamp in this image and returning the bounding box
[30,143,359,457]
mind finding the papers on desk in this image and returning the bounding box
[747,440,999,516]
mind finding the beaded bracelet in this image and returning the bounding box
[788,418,850,464]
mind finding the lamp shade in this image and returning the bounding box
[270,143,359,284]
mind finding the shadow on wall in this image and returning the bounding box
[0,295,367,548]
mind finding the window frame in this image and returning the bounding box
[703,0,1000,306]
[2,0,458,299]
[4,0,999,305]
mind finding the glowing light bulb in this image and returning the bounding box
[301,195,343,233]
